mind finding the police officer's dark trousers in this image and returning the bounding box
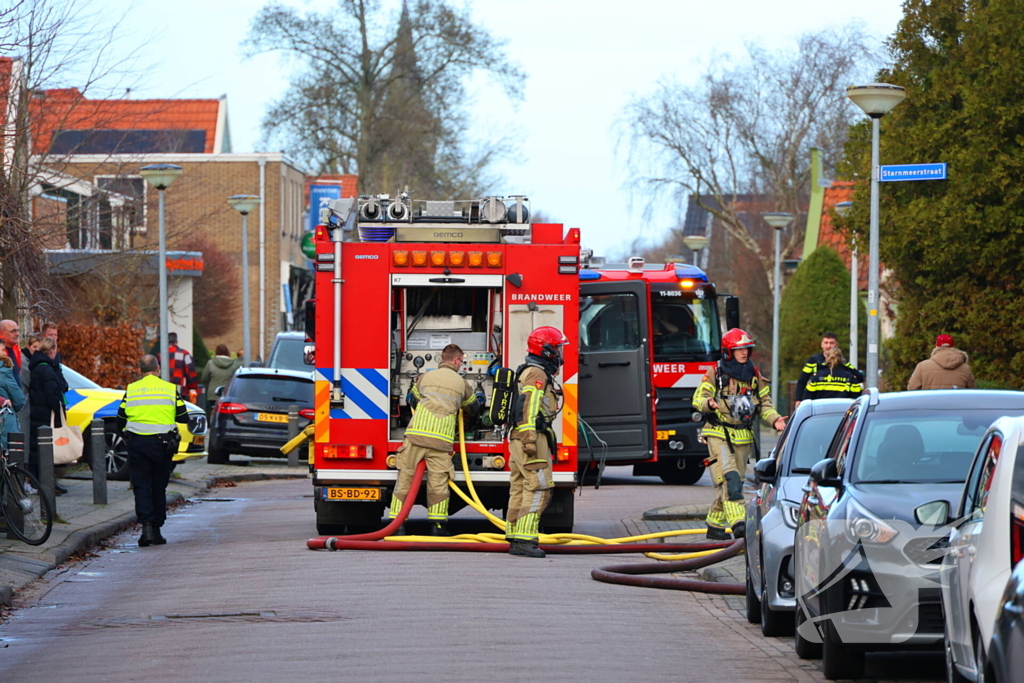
[127,434,174,527]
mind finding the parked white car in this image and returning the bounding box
[943,415,1024,683]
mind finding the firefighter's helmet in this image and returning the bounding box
[721,328,755,360]
[527,326,569,361]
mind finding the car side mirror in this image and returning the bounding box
[303,344,316,366]
[809,458,841,487]
[753,457,777,485]
[915,500,951,526]
[215,386,225,397]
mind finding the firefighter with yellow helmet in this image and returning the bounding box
[693,328,786,540]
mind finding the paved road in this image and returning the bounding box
[0,467,944,682]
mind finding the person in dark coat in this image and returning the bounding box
[0,337,26,449]
[28,337,69,493]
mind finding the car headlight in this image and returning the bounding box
[845,498,899,544]
[780,500,801,529]
[188,413,208,435]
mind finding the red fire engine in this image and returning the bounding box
[308,195,580,534]
[576,256,740,484]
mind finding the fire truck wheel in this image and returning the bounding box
[540,489,575,534]
[658,459,706,485]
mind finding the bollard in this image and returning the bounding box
[37,426,56,517]
[287,405,300,467]
[7,431,25,467]
[90,419,108,505]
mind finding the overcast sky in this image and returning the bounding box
[94,0,904,256]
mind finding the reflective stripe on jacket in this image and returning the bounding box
[510,365,557,445]
[692,365,780,445]
[119,374,185,435]
[805,364,862,399]
[405,362,475,451]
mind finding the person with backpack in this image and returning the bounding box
[387,344,483,536]
[693,328,786,541]
[504,326,569,559]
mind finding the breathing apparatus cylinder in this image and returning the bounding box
[489,367,516,426]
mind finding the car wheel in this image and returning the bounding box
[822,620,864,680]
[944,624,970,683]
[760,560,794,637]
[745,564,761,624]
[103,425,130,481]
[794,603,822,660]
[207,446,229,465]
[658,459,706,485]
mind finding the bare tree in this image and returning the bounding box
[624,24,877,293]
[244,0,523,198]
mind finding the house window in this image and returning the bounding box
[95,175,146,239]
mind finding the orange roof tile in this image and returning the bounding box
[818,181,868,290]
[28,88,221,154]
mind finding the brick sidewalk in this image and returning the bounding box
[0,457,308,604]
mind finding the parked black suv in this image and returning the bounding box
[207,368,314,463]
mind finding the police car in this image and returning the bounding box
[63,365,208,479]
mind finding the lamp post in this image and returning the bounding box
[834,201,857,368]
[228,194,261,368]
[846,83,906,388]
[682,234,710,267]
[763,212,794,396]
[139,164,184,381]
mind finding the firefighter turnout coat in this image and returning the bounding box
[506,363,559,541]
[692,364,781,446]
[404,361,478,451]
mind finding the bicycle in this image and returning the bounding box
[0,405,53,545]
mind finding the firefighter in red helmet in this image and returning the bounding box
[692,328,786,540]
[505,326,568,558]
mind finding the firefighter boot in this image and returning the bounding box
[429,520,450,537]
[138,523,157,547]
[509,539,546,558]
[731,522,746,539]
[706,526,730,541]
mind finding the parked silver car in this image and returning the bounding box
[745,398,850,636]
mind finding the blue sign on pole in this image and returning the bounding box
[879,163,948,183]
[307,184,343,232]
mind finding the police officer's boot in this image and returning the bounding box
[429,520,450,537]
[706,526,730,541]
[509,539,546,558]
[152,525,167,546]
[138,523,157,547]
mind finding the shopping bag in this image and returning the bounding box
[51,407,84,465]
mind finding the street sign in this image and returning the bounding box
[300,231,316,260]
[879,163,947,182]
[308,184,343,232]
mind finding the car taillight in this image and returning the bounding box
[218,402,247,414]
[1012,502,1024,565]
[299,408,315,420]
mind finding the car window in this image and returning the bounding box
[971,433,1002,516]
[851,409,1023,484]
[228,375,312,404]
[579,293,640,352]
[788,413,845,474]
[831,407,860,476]
[269,337,310,372]
[61,364,101,390]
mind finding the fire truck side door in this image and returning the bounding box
[578,280,653,461]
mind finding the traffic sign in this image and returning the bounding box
[879,163,947,182]
[301,231,316,260]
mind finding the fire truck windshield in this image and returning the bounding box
[650,293,720,360]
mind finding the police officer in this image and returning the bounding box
[794,332,863,407]
[693,329,785,540]
[804,347,863,400]
[116,354,189,547]
[506,326,568,559]
[388,344,483,536]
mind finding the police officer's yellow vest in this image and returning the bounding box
[122,374,179,435]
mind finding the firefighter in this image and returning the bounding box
[388,344,483,536]
[506,326,568,559]
[693,329,785,540]
[116,354,190,547]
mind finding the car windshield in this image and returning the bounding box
[61,364,101,390]
[269,337,309,372]
[228,375,311,404]
[649,290,720,360]
[852,408,1024,484]
[789,413,845,473]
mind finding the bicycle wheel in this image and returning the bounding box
[1,464,53,545]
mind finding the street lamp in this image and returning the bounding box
[682,234,710,267]
[139,163,184,382]
[847,83,906,388]
[834,201,857,368]
[763,212,794,397]
[228,194,261,368]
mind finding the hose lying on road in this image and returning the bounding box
[590,538,746,595]
[307,415,739,575]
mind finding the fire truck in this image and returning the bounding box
[576,257,739,484]
[308,195,580,535]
